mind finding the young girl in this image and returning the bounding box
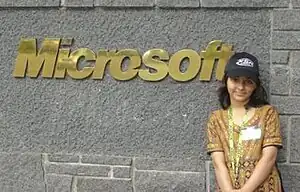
[206,52,284,192]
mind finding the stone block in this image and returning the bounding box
[0,153,45,192]
[135,170,205,192]
[48,154,80,163]
[77,178,132,192]
[271,96,300,114]
[134,157,204,172]
[45,163,111,177]
[277,164,300,191]
[291,51,300,68]
[277,116,288,163]
[270,66,289,95]
[272,50,289,64]
[290,117,300,163]
[206,161,217,192]
[95,0,154,7]
[113,166,131,178]
[81,155,132,165]
[273,10,300,30]
[292,0,300,7]
[46,175,72,192]
[291,68,300,96]
[156,0,199,7]
[273,31,300,50]
[0,0,59,7]
[63,0,94,7]
[201,0,288,7]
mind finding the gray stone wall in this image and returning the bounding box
[0,0,299,191]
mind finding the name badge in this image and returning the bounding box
[240,126,261,141]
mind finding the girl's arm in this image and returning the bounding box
[240,146,278,192]
[211,151,234,192]
[240,106,282,192]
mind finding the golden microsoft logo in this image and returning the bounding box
[12,38,234,82]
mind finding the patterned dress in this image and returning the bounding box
[206,105,283,192]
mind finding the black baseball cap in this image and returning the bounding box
[224,52,260,84]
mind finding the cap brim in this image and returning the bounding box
[226,68,259,84]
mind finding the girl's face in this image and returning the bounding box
[227,76,257,104]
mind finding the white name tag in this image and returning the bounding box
[240,126,261,141]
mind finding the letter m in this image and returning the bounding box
[12,38,60,78]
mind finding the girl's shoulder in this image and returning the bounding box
[258,104,279,114]
[257,105,280,123]
[209,108,223,117]
[208,108,226,122]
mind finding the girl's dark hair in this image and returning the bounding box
[217,75,269,110]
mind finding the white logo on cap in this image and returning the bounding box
[236,58,254,67]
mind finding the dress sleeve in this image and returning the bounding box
[206,112,224,154]
[262,106,283,148]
